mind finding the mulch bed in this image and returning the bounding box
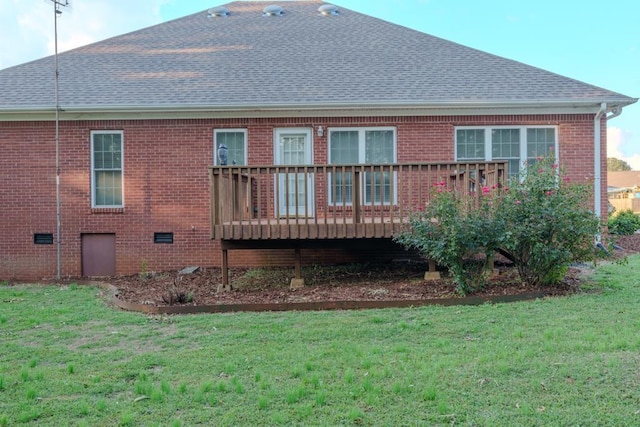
[89,233,640,312]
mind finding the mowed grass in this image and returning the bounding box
[1,257,639,426]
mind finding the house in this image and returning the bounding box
[0,1,637,282]
[608,171,640,214]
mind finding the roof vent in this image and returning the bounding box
[318,4,339,16]
[207,6,229,17]
[263,5,284,16]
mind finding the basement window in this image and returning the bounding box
[34,233,54,245]
[154,232,174,244]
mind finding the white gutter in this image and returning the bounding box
[594,102,607,220]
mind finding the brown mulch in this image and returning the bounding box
[104,233,639,308]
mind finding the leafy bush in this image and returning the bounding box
[395,182,504,295]
[396,156,602,290]
[495,157,601,286]
[608,209,640,235]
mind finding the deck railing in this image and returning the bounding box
[209,161,508,240]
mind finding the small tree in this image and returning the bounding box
[496,157,601,286]
[607,157,632,171]
[395,182,504,295]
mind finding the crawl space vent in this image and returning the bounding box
[34,233,54,245]
[154,232,174,244]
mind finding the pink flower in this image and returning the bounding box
[551,164,558,169]
[563,177,571,183]
[546,191,553,196]
[515,200,522,205]
[538,169,544,173]
[482,186,490,194]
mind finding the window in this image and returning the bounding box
[214,129,247,165]
[455,126,557,177]
[328,127,396,204]
[91,131,123,207]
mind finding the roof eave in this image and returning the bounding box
[0,99,636,121]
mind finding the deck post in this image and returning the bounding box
[218,248,231,292]
[290,246,305,289]
[424,259,440,280]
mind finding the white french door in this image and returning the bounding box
[274,128,314,217]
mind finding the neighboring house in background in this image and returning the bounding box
[0,1,637,281]
[608,171,640,214]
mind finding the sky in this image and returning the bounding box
[2,0,639,169]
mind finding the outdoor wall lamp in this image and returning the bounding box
[317,126,324,137]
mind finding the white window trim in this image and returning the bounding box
[214,128,248,166]
[327,126,397,206]
[454,125,559,171]
[90,130,124,208]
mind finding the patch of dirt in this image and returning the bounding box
[100,234,640,308]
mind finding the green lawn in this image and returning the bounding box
[1,256,639,426]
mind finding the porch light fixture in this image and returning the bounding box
[317,126,324,137]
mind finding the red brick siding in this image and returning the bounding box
[0,114,603,280]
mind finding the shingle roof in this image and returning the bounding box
[608,171,640,189]
[0,1,636,112]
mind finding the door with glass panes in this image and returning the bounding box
[274,128,314,217]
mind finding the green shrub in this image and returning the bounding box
[496,157,601,286]
[608,209,640,235]
[397,156,602,289]
[395,182,505,295]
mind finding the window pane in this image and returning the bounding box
[456,129,485,160]
[491,129,520,178]
[527,128,555,159]
[365,171,391,204]
[281,134,306,164]
[94,171,122,206]
[330,131,358,164]
[216,131,245,165]
[491,129,520,158]
[365,130,393,163]
[331,172,352,204]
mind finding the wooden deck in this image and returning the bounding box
[210,161,508,241]
[209,161,508,288]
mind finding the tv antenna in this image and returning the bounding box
[49,0,70,280]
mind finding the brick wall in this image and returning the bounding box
[0,114,602,280]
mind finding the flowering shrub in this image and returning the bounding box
[496,156,601,286]
[395,181,504,295]
[396,156,602,291]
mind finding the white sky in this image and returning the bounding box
[2,0,638,169]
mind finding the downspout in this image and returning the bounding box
[593,102,607,222]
